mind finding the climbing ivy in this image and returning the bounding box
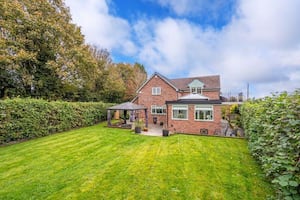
[241,90,300,200]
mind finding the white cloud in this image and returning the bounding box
[65,0,300,98]
[65,0,136,55]
[134,18,218,75]
[214,0,300,96]
[134,0,300,97]
[154,0,200,16]
[152,0,234,19]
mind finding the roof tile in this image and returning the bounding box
[169,75,220,90]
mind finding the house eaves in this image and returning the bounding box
[135,72,178,93]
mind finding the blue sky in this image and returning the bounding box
[65,0,300,98]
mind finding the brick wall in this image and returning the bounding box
[167,104,222,135]
[136,75,177,124]
[202,90,220,100]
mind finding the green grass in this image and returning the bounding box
[0,123,274,200]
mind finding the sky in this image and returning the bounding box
[65,0,300,98]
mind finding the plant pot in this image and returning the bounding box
[135,127,142,134]
[162,129,169,136]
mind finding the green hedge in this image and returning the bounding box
[0,98,111,144]
[241,91,300,200]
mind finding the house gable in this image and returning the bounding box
[136,72,178,108]
[136,72,178,94]
[135,72,179,125]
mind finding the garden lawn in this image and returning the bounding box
[0,123,274,200]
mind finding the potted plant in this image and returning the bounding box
[134,119,143,134]
[162,124,169,136]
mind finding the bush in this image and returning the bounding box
[0,98,111,144]
[241,91,300,199]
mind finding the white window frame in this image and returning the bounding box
[191,87,202,94]
[151,105,166,115]
[194,105,213,121]
[172,105,188,120]
[152,87,161,95]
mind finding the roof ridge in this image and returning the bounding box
[170,74,220,81]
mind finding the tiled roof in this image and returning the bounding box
[135,72,220,94]
[169,75,220,90]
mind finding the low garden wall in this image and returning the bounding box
[0,98,111,144]
[241,91,300,199]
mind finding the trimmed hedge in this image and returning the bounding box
[0,98,111,144]
[241,91,300,200]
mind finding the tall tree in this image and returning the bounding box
[101,64,126,103]
[0,0,147,102]
[107,62,147,102]
[0,0,97,100]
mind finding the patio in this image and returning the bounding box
[140,123,164,137]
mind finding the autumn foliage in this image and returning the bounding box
[0,0,146,102]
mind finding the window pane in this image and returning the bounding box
[157,87,161,94]
[157,108,162,114]
[173,109,187,119]
[173,110,178,118]
[197,88,201,94]
[181,110,187,118]
[151,105,166,115]
[195,105,213,121]
[206,110,212,120]
[172,105,188,119]
[200,110,204,119]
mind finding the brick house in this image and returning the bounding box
[133,72,222,135]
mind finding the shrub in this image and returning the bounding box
[241,91,300,199]
[0,98,111,144]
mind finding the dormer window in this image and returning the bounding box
[191,87,202,94]
[188,79,204,94]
